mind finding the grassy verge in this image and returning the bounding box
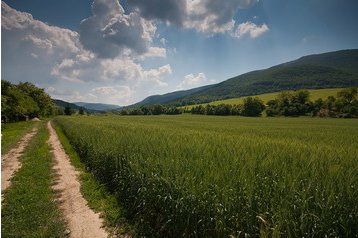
[52,121,135,237]
[1,121,38,155]
[1,121,67,237]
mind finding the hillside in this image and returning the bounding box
[132,49,358,106]
[54,99,83,111]
[73,102,121,111]
[129,85,213,107]
[181,88,345,110]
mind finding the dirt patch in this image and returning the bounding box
[47,122,108,238]
[1,127,38,195]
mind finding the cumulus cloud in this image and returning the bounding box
[128,0,261,36]
[232,21,269,38]
[2,1,172,105]
[90,86,135,104]
[128,0,187,26]
[177,72,206,89]
[79,0,159,59]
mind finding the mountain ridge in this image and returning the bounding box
[132,49,358,106]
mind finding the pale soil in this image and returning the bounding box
[1,127,38,195]
[47,121,108,238]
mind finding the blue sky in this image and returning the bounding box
[2,0,358,105]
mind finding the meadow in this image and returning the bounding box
[181,88,344,110]
[54,115,358,237]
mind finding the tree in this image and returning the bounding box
[17,82,56,117]
[241,97,265,117]
[64,105,72,115]
[152,104,164,115]
[79,107,85,115]
[1,80,39,122]
[337,87,357,104]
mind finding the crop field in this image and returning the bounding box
[182,88,345,110]
[53,115,358,237]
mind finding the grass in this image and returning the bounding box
[181,88,345,110]
[1,121,67,237]
[54,115,358,237]
[52,122,135,237]
[1,121,38,155]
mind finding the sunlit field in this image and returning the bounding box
[54,115,358,237]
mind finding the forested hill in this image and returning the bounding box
[129,85,213,108]
[134,49,358,106]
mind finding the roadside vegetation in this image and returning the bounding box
[54,115,358,237]
[1,122,67,237]
[1,80,57,122]
[1,121,37,155]
[53,123,135,237]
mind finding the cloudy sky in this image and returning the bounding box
[2,0,358,105]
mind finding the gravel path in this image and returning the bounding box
[1,127,38,196]
[47,121,108,238]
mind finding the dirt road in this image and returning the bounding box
[1,127,38,195]
[47,121,108,238]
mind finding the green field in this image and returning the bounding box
[54,115,358,237]
[2,122,66,237]
[1,121,37,155]
[182,88,344,110]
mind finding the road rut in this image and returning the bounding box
[1,127,38,195]
[47,121,108,238]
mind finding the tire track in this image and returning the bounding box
[47,121,108,238]
[1,127,38,195]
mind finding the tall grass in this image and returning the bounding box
[54,115,358,237]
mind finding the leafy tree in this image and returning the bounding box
[64,105,72,116]
[120,109,129,115]
[17,82,56,117]
[241,97,265,117]
[1,80,39,122]
[152,104,164,115]
[337,87,357,104]
[79,107,85,115]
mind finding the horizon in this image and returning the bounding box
[2,0,358,106]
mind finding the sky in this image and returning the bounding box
[2,0,358,106]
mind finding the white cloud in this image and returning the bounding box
[2,2,172,105]
[30,53,39,58]
[160,38,167,45]
[90,86,135,104]
[177,72,207,89]
[139,46,167,60]
[233,21,269,39]
[128,0,267,38]
[79,0,158,59]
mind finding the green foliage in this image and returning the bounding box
[1,123,67,237]
[190,97,264,117]
[17,82,56,117]
[1,80,56,122]
[64,105,73,115]
[266,90,312,117]
[182,88,346,110]
[53,123,135,236]
[54,115,358,237]
[1,121,37,155]
[120,104,183,116]
[241,97,265,117]
[266,88,358,118]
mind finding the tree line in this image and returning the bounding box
[187,88,358,118]
[119,104,182,115]
[189,97,266,117]
[1,80,57,122]
[266,88,358,118]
